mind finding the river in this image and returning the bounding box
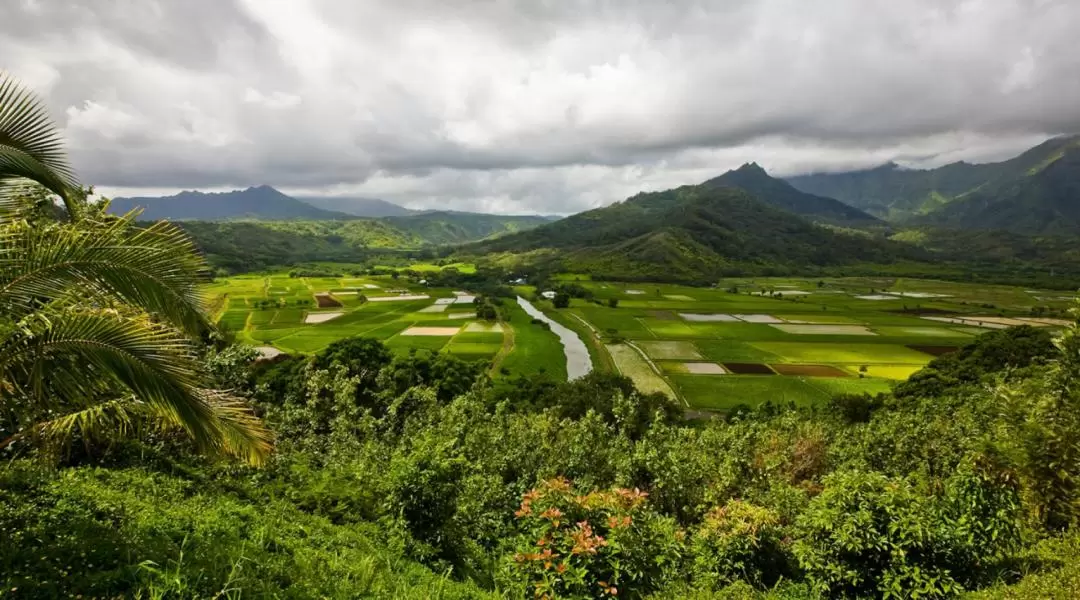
[516,296,593,380]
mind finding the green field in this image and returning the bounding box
[204,270,510,364]
[537,275,1072,412]
[208,270,1071,412]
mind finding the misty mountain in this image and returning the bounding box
[704,162,879,224]
[786,134,1080,227]
[295,196,413,217]
[109,185,351,220]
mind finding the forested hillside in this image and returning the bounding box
[470,184,924,281]
[178,212,553,272]
[7,67,1080,600]
[787,134,1080,229]
[296,195,414,217]
[705,163,880,225]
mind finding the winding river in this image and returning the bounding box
[516,296,593,380]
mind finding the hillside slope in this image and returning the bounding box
[179,213,553,272]
[384,211,554,245]
[911,144,1080,234]
[471,184,922,280]
[787,135,1080,222]
[705,163,879,224]
[296,195,413,217]
[110,186,351,220]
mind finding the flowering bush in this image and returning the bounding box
[501,477,683,599]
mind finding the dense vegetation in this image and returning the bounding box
[469,184,924,283]
[296,194,414,217]
[705,163,879,225]
[787,134,1080,232]
[179,213,551,272]
[8,318,1080,598]
[8,70,1080,599]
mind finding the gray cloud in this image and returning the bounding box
[3,0,1078,213]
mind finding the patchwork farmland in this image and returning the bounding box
[529,276,1075,412]
[207,270,1075,413]
[202,271,507,363]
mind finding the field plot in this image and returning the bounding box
[638,341,702,360]
[606,343,677,399]
[672,375,827,410]
[753,342,930,364]
[724,363,776,375]
[684,362,727,374]
[205,270,511,359]
[854,364,923,379]
[770,324,876,335]
[771,364,849,377]
[401,326,462,336]
[680,313,739,322]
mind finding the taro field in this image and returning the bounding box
[202,272,507,363]
[535,276,1076,412]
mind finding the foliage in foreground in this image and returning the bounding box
[5,319,1080,597]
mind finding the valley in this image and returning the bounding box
[205,266,1075,413]
[7,27,1080,596]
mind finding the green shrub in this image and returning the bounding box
[689,501,789,589]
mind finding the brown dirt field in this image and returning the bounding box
[314,293,342,308]
[907,345,960,357]
[723,362,776,375]
[771,364,850,377]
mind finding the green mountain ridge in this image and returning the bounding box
[705,162,880,224]
[786,134,1080,232]
[469,181,924,280]
[179,211,553,272]
[109,185,354,220]
[295,195,415,217]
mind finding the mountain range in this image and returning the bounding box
[470,169,921,281]
[109,185,353,220]
[787,134,1080,234]
[705,163,879,225]
[294,195,415,217]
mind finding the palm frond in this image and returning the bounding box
[0,308,271,464]
[0,215,211,336]
[2,393,271,465]
[0,72,80,216]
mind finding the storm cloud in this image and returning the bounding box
[4,0,1078,214]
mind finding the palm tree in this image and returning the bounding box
[0,72,271,464]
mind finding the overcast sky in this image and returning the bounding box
[5,0,1079,214]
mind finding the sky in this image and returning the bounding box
[4,0,1079,215]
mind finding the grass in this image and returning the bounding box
[851,364,925,379]
[751,342,932,365]
[558,275,1064,412]
[672,375,828,411]
[606,343,678,400]
[638,341,702,360]
[804,377,895,396]
[499,301,567,380]
[211,270,1057,412]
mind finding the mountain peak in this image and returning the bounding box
[705,162,879,224]
[734,162,768,175]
